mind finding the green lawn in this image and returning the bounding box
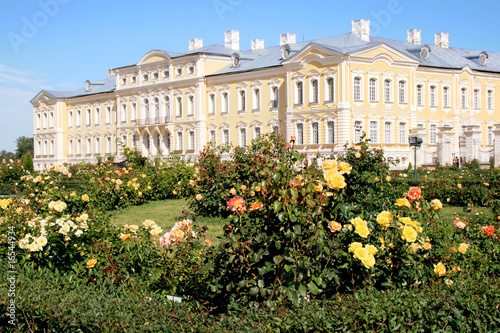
[440,204,493,222]
[108,199,228,243]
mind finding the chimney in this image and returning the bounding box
[225,30,240,50]
[280,33,296,46]
[434,32,449,48]
[352,19,370,42]
[189,38,203,50]
[251,39,265,50]
[407,29,421,45]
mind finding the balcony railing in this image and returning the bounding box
[138,116,172,125]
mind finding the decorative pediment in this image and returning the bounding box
[137,50,170,66]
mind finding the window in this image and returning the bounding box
[384,122,392,143]
[271,86,279,107]
[95,107,100,126]
[240,128,247,147]
[254,127,261,139]
[487,126,494,145]
[311,79,319,103]
[384,79,392,103]
[430,124,437,144]
[239,90,246,111]
[121,104,127,123]
[416,84,423,106]
[296,82,303,104]
[474,89,480,109]
[487,90,493,109]
[273,126,279,134]
[131,103,137,121]
[68,139,73,155]
[312,122,319,144]
[399,122,407,143]
[222,92,229,114]
[153,72,159,81]
[210,130,216,144]
[189,131,195,149]
[165,96,171,118]
[297,123,304,145]
[86,138,91,154]
[144,99,150,121]
[327,121,335,144]
[188,96,194,116]
[326,78,334,102]
[49,112,54,129]
[369,78,377,102]
[177,132,183,150]
[76,110,81,127]
[253,89,260,110]
[121,77,127,86]
[209,94,215,114]
[176,67,182,77]
[131,76,137,84]
[223,129,229,146]
[443,87,450,107]
[354,120,362,143]
[154,97,160,120]
[106,137,111,154]
[188,65,195,75]
[370,121,378,143]
[143,74,149,82]
[68,111,73,128]
[430,86,436,107]
[461,87,468,108]
[36,114,41,129]
[77,139,82,154]
[106,107,111,125]
[399,81,406,104]
[163,70,170,79]
[177,97,182,117]
[50,140,54,155]
[354,77,361,100]
[95,137,100,153]
[132,135,137,149]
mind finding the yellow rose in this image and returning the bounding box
[348,242,363,253]
[338,162,352,175]
[355,152,361,158]
[430,199,443,211]
[434,262,446,277]
[457,184,462,189]
[196,194,202,201]
[365,244,378,255]
[240,185,247,191]
[401,225,418,243]
[445,279,453,286]
[395,198,411,208]
[423,242,432,250]
[322,160,338,173]
[355,225,371,238]
[360,254,376,268]
[376,211,393,230]
[81,194,89,202]
[458,243,469,254]
[386,176,391,182]
[353,247,370,260]
[324,170,346,191]
[86,258,97,268]
[313,183,323,192]
[229,188,237,195]
[120,233,131,241]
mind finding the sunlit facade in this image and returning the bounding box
[32,20,500,170]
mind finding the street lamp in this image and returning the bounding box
[409,136,423,178]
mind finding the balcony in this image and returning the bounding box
[138,116,172,125]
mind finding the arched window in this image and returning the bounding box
[384,79,392,103]
[354,77,362,100]
[369,78,377,102]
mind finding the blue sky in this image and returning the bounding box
[1,0,499,153]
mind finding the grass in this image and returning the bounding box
[108,199,228,243]
[440,204,494,222]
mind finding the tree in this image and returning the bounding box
[15,136,34,158]
[0,150,15,160]
[22,152,34,172]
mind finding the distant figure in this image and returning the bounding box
[454,157,459,168]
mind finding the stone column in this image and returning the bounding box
[437,126,453,166]
[493,123,500,167]
[463,125,481,162]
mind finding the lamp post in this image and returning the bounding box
[409,136,423,178]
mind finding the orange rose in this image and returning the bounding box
[250,202,263,211]
[407,187,421,201]
[227,197,246,214]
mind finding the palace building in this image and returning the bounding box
[32,19,500,170]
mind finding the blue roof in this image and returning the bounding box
[43,77,116,99]
[38,31,500,101]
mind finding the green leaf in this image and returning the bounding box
[289,187,298,200]
[273,255,283,265]
[272,173,281,183]
[307,281,322,295]
[293,224,301,235]
[298,284,307,297]
[273,201,282,213]
[284,264,292,272]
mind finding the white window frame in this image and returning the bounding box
[384,121,392,143]
[384,79,392,103]
[187,94,195,116]
[310,79,319,104]
[487,89,494,110]
[86,137,92,154]
[461,87,468,109]
[310,121,319,144]
[398,122,407,144]
[68,111,73,128]
[325,120,335,144]
[354,120,362,143]
[296,122,304,145]
[473,88,480,110]
[209,93,216,114]
[398,80,407,104]
[369,78,377,102]
[188,130,195,150]
[370,120,378,143]
[430,85,437,107]
[325,77,334,102]
[253,88,261,110]
[295,81,304,105]
[354,77,362,101]
[416,84,424,106]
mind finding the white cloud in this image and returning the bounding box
[0,63,51,90]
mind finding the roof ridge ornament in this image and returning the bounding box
[280,44,291,60]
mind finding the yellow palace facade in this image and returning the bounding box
[32,20,500,170]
